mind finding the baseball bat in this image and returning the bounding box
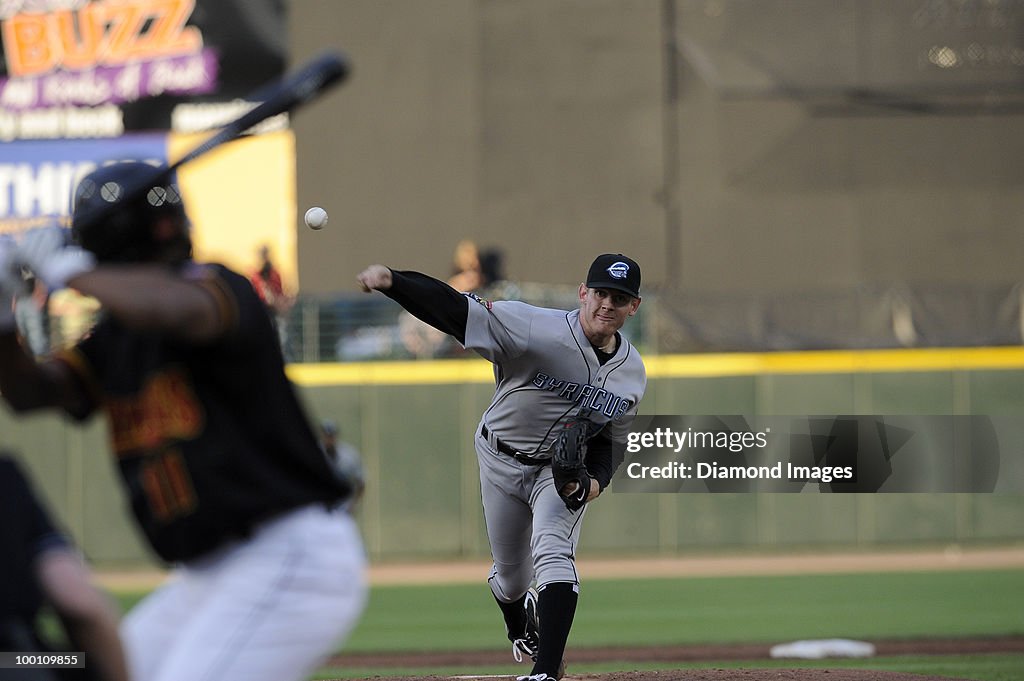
[169,50,350,171]
[72,50,351,232]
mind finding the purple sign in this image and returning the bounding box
[1,0,285,139]
[0,50,219,111]
[0,134,168,232]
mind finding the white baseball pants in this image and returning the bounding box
[121,504,367,681]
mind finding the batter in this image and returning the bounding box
[358,253,646,680]
[0,161,367,681]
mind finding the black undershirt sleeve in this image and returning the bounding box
[384,269,469,345]
[582,339,623,491]
[585,430,617,491]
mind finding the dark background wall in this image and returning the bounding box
[289,0,1024,300]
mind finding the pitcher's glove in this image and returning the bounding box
[552,420,593,512]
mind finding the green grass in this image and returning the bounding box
[335,569,1024,652]
[845,654,1024,681]
[111,568,1024,680]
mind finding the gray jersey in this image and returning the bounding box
[364,257,647,672]
[464,297,647,457]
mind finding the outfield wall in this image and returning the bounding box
[3,347,1023,566]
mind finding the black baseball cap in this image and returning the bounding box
[586,253,641,298]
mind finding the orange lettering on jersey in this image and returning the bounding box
[140,449,198,521]
[141,460,170,519]
[164,451,195,511]
[106,367,205,455]
[1,0,203,77]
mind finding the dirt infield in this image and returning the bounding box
[570,672,971,681]
[327,634,1024,669]
[328,636,1023,681]
[330,667,990,681]
[363,546,1024,585]
[95,544,1024,590]
[508,672,967,681]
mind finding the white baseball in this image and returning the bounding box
[304,206,328,230]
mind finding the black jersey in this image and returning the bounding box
[56,263,348,563]
[0,455,68,651]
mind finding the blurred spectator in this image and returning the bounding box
[400,240,491,359]
[447,239,483,293]
[319,420,365,511]
[0,454,130,681]
[250,244,294,360]
[14,270,49,356]
[398,310,449,358]
[478,248,503,287]
[478,248,520,301]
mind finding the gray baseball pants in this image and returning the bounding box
[475,429,587,602]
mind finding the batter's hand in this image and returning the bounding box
[0,236,21,333]
[357,265,392,293]
[16,225,95,291]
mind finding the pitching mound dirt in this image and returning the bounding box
[573,673,966,681]
[576,672,969,681]
[329,635,1023,669]
[342,672,971,681]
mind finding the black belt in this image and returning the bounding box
[481,425,549,466]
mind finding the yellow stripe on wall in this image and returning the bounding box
[287,358,496,386]
[644,346,1024,377]
[287,346,1024,386]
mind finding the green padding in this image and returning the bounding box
[755,374,857,414]
[868,372,955,413]
[3,367,1024,566]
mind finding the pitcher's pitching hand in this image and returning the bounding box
[357,265,392,292]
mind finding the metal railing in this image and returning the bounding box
[280,282,654,363]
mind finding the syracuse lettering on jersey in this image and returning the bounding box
[1,0,202,77]
[532,371,633,418]
[105,367,204,455]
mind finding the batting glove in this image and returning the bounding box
[16,225,96,291]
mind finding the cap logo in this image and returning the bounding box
[147,185,182,207]
[99,180,124,203]
[606,262,630,280]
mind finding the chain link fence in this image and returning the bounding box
[281,282,655,363]
[23,281,1024,362]
[278,280,1024,364]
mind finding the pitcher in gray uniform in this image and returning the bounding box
[357,253,646,681]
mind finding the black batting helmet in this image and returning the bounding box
[71,161,189,263]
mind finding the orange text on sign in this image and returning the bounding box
[1,0,202,77]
